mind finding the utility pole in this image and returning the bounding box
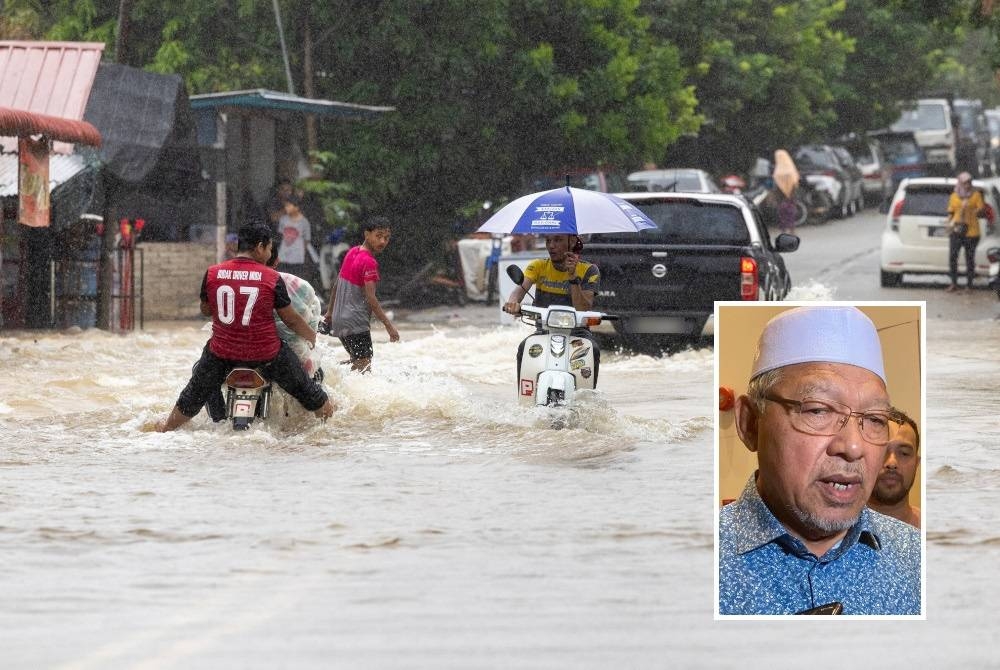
[98,0,134,329]
[272,0,296,95]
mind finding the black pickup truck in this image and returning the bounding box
[585,192,799,345]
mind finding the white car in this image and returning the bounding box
[625,168,720,193]
[879,177,1000,286]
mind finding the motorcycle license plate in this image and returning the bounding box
[233,400,255,417]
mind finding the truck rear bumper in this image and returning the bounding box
[600,312,714,338]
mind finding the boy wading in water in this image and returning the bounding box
[320,217,400,372]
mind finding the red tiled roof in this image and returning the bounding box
[0,40,105,150]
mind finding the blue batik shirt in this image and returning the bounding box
[719,475,922,615]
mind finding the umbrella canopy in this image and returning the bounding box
[477,186,657,235]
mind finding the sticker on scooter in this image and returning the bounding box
[571,339,584,348]
[571,359,585,370]
[520,379,535,396]
[570,347,590,360]
[580,368,592,379]
[528,344,543,358]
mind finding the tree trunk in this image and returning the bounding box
[115,0,134,65]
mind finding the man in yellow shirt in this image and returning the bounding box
[502,234,599,313]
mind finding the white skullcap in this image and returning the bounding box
[750,306,886,384]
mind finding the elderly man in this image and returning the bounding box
[719,306,921,615]
[869,410,922,529]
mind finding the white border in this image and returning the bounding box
[712,299,927,620]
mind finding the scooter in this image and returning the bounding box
[987,246,1000,299]
[506,265,617,424]
[223,367,272,430]
[319,228,351,293]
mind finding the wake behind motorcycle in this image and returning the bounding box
[506,265,617,425]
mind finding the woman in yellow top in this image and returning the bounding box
[946,172,986,292]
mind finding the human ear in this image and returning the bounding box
[734,395,759,453]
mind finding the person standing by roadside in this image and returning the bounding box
[868,409,921,529]
[277,194,319,279]
[777,195,799,235]
[946,172,986,293]
[320,216,400,373]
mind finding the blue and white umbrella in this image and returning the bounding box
[477,186,657,235]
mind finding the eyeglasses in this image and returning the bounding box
[763,394,898,445]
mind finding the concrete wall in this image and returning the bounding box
[137,242,216,320]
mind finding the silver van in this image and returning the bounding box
[890,98,956,174]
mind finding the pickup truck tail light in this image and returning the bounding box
[740,257,759,300]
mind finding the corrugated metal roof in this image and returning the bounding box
[0,151,88,197]
[190,89,395,118]
[0,40,105,153]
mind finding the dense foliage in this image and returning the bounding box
[3,0,998,281]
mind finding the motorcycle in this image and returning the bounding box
[751,178,833,227]
[987,246,1000,299]
[506,266,618,426]
[319,228,351,293]
[222,367,272,430]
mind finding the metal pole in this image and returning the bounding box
[139,248,144,330]
[50,259,56,327]
[272,0,296,95]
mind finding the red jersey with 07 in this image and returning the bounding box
[200,257,291,361]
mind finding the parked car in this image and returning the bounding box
[952,98,992,177]
[625,168,720,193]
[868,129,929,191]
[879,176,1000,287]
[525,168,626,193]
[794,144,864,218]
[890,98,956,175]
[984,109,1000,176]
[843,137,893,206]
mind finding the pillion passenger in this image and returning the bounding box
[157,223,335,432]
[719,306,921,615]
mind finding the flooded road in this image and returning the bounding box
[2,300,999,668]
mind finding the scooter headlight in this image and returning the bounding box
[546,310,577,329]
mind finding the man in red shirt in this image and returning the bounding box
[157,223,335,432]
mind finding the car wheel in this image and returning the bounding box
[880,270,902,288]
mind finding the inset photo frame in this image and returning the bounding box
[714,301,926,618]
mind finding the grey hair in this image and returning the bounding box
[745,369,784,413]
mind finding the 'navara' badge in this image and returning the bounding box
[651,263,667,278]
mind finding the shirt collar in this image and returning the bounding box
[730,474,882,559]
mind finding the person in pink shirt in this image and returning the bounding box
[320,217,400,372]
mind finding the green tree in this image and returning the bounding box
[310,0,700,280]
[646,0,854,173]
[830,0,967,137]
